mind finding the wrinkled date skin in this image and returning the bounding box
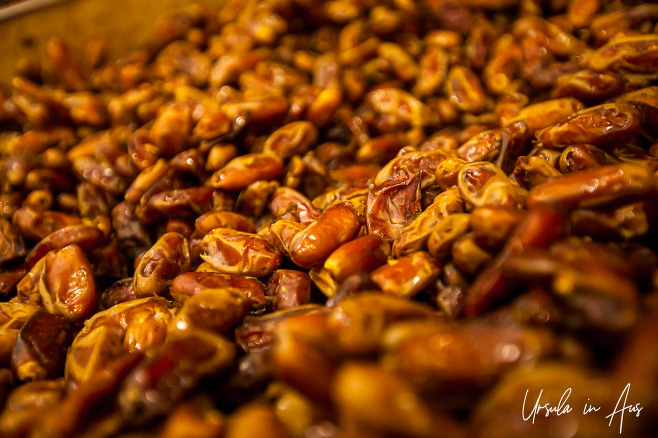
[513,155,562,189]
[201,228,282,277]
[262,121,318,159]
[374,149,449,188]
[458,162,524,208]
[236,180,279,218]
[170,288,250,334]
[458,129,502,163]
[589,34,658,77]
[133,232,192,298]
[171,271,266,308]
[17,244,97,322]
[289,202,360,269]
[392,188,464,257]
[506,98,584,135]
[536,103,642,150]
[268,187,320,226]
[559,144,617,173]
[66,297,175,386]
[0,302,39,331]
[138,187,216,222]
[266,219,306,258]
[427,213,472,259]
[195,211,256,235]
[367,169,423,242]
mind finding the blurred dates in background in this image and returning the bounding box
[1,0,658,437]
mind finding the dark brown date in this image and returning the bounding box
[11,310,74,381]
[265,269,311,310]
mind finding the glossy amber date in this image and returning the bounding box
[392,188,464,257]
[171,271,266,308]
[170,288,249,334]
[201,228,282,277]
[589,35,658,77]
[66,297,175,386]
[324,234,390,281]
[536,103,641,150]
[18,244,97,322]
[371,252,442,299]
[195,211,256,235]
[262,121,318,159]
[209,154,283,191]
[289,202,360,269]
[133,232,192,298]
[527,163,654,209]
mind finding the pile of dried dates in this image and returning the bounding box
[0,0,658,436]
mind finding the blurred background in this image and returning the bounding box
[0,0,220,83]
